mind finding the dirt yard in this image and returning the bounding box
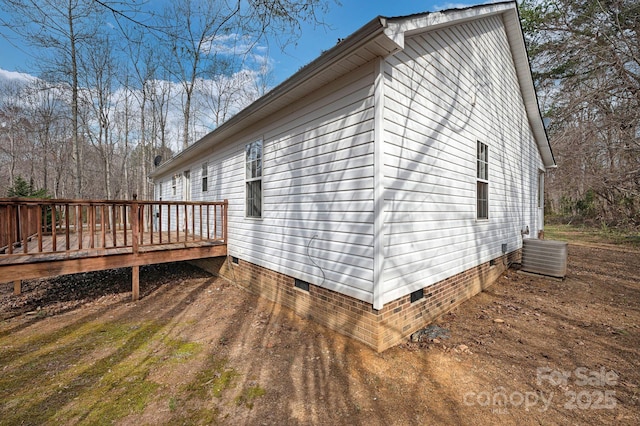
[1,238,638,425]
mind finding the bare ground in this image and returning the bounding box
[1,241,638,425]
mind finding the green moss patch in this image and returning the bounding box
[235,385,266,409]
[183,356,239,399]
[164,338,203,361]
[1,315,264,425]
[178,407,221,425]
[0,320,164,425]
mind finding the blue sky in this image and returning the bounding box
[0,1,477,84]
[267,1,477,83]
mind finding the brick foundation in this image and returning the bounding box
[191,250,521,352]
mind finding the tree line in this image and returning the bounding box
[0,0,329,200]
[1,0,637,229]
[520,0,640,229]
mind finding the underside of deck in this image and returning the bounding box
[0,238,227,283]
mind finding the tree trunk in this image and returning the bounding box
[68,1,82,199]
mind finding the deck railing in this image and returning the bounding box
[0,198,228,257]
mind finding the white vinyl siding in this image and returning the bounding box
[380,15,544,305]
[156,173,186,235]
[171,63,377,303]
[153,12,546,309]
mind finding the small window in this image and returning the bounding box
[245,140,262,218]
[172,175,177,196]
[538,171,544,209]
[476,141,489,220]
[202,162,208,192]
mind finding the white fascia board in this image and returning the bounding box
[501,7,556,168]
[383,2,514,49]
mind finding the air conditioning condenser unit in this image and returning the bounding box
[521,239,568,279]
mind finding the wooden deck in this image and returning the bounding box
[0,198,228,299]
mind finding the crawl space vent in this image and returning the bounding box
[410,289,424,303]
[521,239,568,279]
[294,278,310,292]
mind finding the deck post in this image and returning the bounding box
[131,200,139,254]
[132,265,139,301]
[223,199,228,243]
[13,280,21,295]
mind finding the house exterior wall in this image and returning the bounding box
[153,6,550,350]
[155,175,187,234]
[161,63,378,304]
[380,15,545,306]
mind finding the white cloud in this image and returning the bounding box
[202,33,255,56]
[0,68,36,84]
[201,33,271,68]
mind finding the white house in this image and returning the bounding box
[150,1,555,351]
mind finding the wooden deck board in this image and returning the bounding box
[0,229,224,266]
[0,244,227,283]
[0,229,226,282]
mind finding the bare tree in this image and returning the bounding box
[0,0,108,198]
[147,77,174,159]
[79,34,120,199]
[118,15,160,200]
[0,82,29,188]
[161,0,330,149]
[0,0,334,200]
[198,68,263,128]
[160,0,239,150]
[112,79,136,199]
[23,80,64,193]
[520,0,640,227]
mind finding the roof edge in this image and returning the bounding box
[383,1,516,47]
[151,16,391,178]
[503,3,556,167]
[151,1,556,178]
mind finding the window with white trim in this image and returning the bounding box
[477,141,489,220]
[202,162,208,192]
[245,140,262,218]
[172,175,177,196]
[538,171,544,209]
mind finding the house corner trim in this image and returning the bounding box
[373,56,386,311]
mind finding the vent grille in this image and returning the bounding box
[294,278,310,292]
[521,239,568,278]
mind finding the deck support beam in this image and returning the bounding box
[132,265,139,301]
[0,244,226,284]
[13,280,21,295]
